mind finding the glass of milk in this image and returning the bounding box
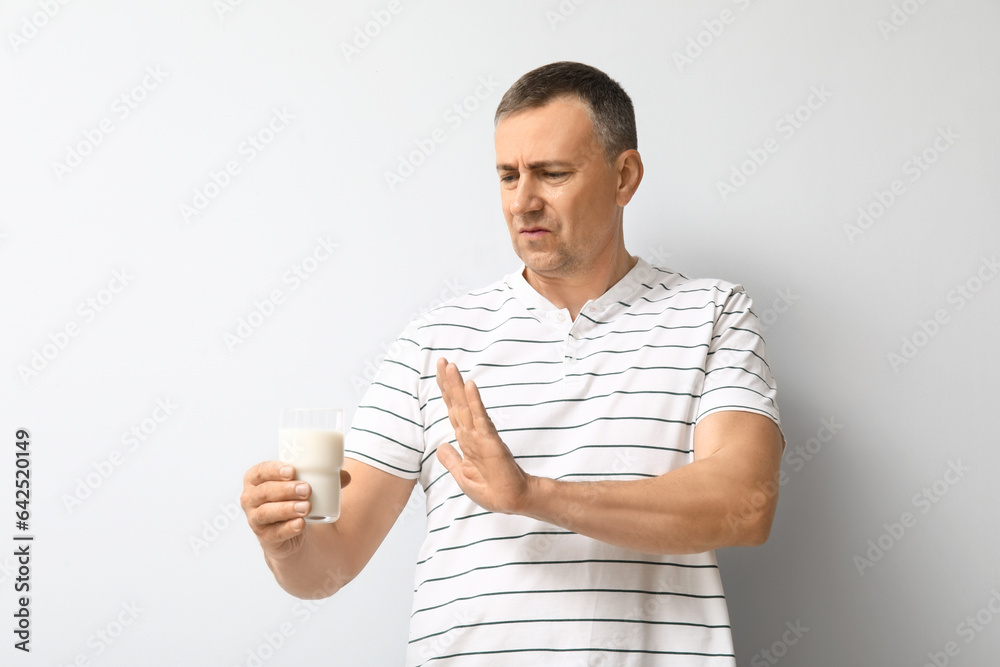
[278,408,344,523]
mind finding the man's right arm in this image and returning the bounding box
[241,457,417,599]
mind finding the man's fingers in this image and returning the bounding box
[247,479,310,507]
[240,460,313,560]
[240,461,310,529]
[450,365,476,419]
[435,358,453,408]
[437,359,477,432]
[256,515,307,547]
[436,362,460,431]
[243,460,295,487]
[436,442,463,473]
[463,379,495,431]
[251,498,310,529]
[434,361,499,453]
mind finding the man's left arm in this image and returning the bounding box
[435,359,784,555]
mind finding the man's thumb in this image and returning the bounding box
[436,442,463,472]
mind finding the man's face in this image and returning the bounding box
[494,96,623,280]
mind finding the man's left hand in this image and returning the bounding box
[435,358,534,515]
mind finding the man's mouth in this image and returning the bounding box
[519,227,550,238]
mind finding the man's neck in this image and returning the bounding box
[524,250,638,320]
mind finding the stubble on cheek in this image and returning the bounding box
[516,235,585,277]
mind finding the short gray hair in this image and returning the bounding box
[494,61,637,163]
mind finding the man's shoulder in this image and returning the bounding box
[400,274,516,337]
[643,263,745,302]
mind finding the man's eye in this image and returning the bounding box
[545,172,568,179]
[500,174,517,183]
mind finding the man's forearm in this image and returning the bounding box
[258,460,417,599]
[519,450,778,555]
[263,525,357,599]
[435,361,783,554]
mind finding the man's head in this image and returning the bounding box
[494,61,637,165]
[494,63,643,286]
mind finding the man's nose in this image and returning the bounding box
[510,177,542,216]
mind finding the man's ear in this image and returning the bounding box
[615,149,644,207]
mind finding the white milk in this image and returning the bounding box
[278,428,345,522]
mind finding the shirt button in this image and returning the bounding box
[557,313,566,322]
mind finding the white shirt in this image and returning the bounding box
[347,258,781,666]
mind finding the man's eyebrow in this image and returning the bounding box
[495,160,575,172]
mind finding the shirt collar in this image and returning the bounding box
[507,257,655,318]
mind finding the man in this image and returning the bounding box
[241,62,784,666]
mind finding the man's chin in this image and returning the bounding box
[521,258,583,282]
[516,249,555,272]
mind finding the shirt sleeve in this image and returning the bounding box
[344,323,427,479]
[696,284,781,429]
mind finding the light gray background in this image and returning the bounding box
[2,1,998,665]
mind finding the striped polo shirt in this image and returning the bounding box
[346,258,781,666]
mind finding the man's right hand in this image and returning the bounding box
[240,461,352,561]
[240,457,412,599]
